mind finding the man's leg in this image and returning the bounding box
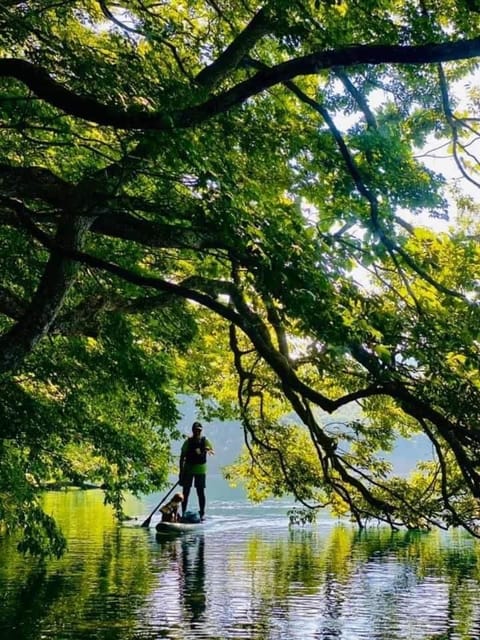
[182,487,191,515]
[181,473,193,516]
[194,474,206,520]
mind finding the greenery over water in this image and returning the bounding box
[1,484,480,640]
[5,1,480,551]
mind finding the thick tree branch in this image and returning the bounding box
[0,210,95,373]
[195,6,272,91]
[2,38,480,128]
[334,67,377,128]
[0,164,76,206]
[0,166,229,250]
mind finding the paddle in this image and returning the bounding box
[140,481,180,528]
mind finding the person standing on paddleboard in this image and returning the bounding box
[179,422,214,521]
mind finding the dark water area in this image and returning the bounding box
[1,476,480,639]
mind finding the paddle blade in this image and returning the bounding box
[140,516,152,528]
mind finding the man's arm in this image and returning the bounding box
[179,440,187,478]
[205,438,215,455]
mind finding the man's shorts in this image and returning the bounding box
[181,473,206,489]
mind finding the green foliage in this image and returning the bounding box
[2,0,480,552]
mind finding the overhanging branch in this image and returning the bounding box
[2,37,480,128]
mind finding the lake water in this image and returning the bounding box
[1,475,480,639]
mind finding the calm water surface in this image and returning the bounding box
[1,478,480,640]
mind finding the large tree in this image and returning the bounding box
[1,0,480,553]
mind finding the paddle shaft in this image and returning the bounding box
[141,481,180,528]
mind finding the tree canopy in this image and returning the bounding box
[2,0,480,554]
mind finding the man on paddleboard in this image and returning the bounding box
[179,422,214,521]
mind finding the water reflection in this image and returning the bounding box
[155,533,207,626]
[0,490,480,639]
[181,535,207,624]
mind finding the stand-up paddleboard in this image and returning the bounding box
[155,511,203,535]
[155,520,203,535]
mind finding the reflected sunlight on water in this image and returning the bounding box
[1,486,480,639]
